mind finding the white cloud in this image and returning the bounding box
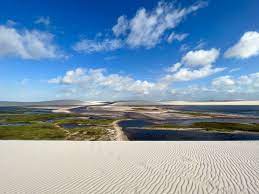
[211,73,259,94]
[48,68,165,98]
[168,72,259,100]
[6,20,17,27]
[224,31,259,59]
[163,65,224,82]
[181,48,220,66]
[35,16,51,27]
[0,25,62,59]
[162,48,223,83]
[73,39,122,53]
[170,85,212,100]
[212,75,235,89]
[167,32,188,43]
[50,48,224,99]
[229,68,241,73]
[48,63,225,100]
[48,68,86,84]
[48,68,259,101]
[76,1,207,54]
[125,1,206,48]
[194,40,206,50]
[112,16,129,37]
[166,62,182,73]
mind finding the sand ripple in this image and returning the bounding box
[0,141,258,193]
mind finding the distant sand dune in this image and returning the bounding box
[0,141,258,193]
[161,100,259,105]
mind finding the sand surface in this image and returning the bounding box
[0,141,258,193]
[161,100,259,105]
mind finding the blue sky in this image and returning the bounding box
[0,0,259,101]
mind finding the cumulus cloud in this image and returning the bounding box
[163,65,224,82]
[48,68,86,84]
[48,68,165,99]
[112,16,129,37]
[166,62,182,73]
[50,48,224,99]
[48,64,224,100]
[161,48,223,83]
[169,72,259,100]
[212,75,235,90]
[72,39,123,53]
[0,25,62,59]
[170,85,213,100]
[224,31,259,59]
[50,46,228,100]
[181,48,220,66]
[48,68,259,101]
[212,73,259,94]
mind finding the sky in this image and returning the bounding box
[0,0,259,101]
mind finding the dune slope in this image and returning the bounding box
[0,141,258,193]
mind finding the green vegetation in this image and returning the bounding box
[55,118,115,126]
[177,111,211,117]
[0,107,41,114]
[1,106,258,140]
[0,113,76,123]
[0,112,114,140]
[65,127,108,140]
[0,123,66,140]
[191,122,259,132]
[132,107,159,111]
[151,124,185,128]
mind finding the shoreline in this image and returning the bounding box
[112,120,129,141]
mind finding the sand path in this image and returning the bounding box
[0,141,258,193]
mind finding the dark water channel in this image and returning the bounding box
[119,119,259,141]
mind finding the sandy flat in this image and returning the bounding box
[0,141,258,194]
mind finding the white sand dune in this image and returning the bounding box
[0,141,258,193]
[82,101,109,106]
[161,100,259,105]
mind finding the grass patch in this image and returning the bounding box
[177,111,210,117]
[0,123,66,140]
[150,122,259,132]
[0,113,76,123]
[151,124,186,128]
[0,112,113,140]
[0,107,45,114]
[66,126,108,140]
[191,122,259,132]
[55,118,115,126]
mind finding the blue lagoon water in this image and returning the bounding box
[169,105,259,117]
[119,106,259,141]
